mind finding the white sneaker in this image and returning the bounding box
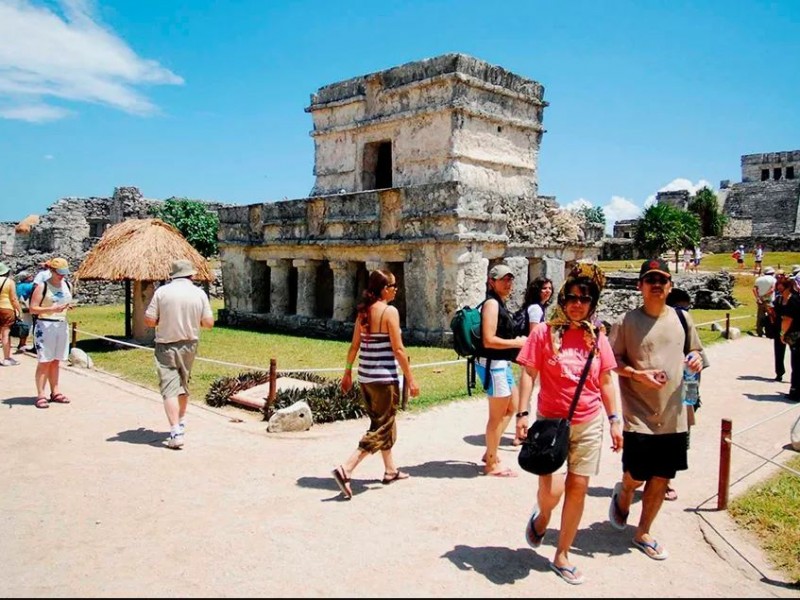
[179,422,186,434]
[167,433,184,449]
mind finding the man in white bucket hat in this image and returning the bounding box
[144,259,214,449]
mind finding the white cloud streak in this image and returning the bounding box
[568,178,714,234]
[0,0,183,122]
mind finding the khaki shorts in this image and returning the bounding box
[154,340,198,399]
[538,411,604,477]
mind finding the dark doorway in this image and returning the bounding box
[787,166,795,180]
[254,262,270,313]
[385,262,406,328]
[362,141,393,190]
[288,267,298,315]
[761,169,770,181]
[355,263,370,319]
[774,167,782,180]
[314,262,334,319]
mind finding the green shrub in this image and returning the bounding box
[204,370,367,424]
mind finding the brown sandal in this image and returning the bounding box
[35,397,50,409]
[50,393,70,404]
[332,465,353,499]
[382,470,410,484]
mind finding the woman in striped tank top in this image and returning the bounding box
[332,270,419,500]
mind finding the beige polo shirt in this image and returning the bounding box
[610,306,704,435]
[145,278,213,344]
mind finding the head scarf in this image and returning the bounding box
[547,262,606,355]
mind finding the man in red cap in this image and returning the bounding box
[607,258,705,561]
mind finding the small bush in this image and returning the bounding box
[204,370,366,424]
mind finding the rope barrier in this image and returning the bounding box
[726,438,800,478]
[735,402,800,435]
[74,327,466,374]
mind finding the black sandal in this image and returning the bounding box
[382,470,410,485]
[332,465,353,499]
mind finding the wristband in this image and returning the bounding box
[516,411,529,418]
[345,362,353,370]
[608,413,620,423]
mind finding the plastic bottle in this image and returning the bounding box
[682,354,699,406]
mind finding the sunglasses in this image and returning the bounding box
[642,274,670,285]
[564,294,592,305]
[386,283,398,289]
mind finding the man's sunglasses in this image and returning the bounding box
[564,294,592,305]
[642,274,671,285]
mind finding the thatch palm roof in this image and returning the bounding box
[75,218,213,282]
[15,214,39,234]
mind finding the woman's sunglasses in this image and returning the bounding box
[564,294,592,305]
[386,283,398,289]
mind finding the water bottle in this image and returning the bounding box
[682,354,699,406]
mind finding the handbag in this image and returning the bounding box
[518,344,596,475]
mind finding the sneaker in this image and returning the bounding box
[167,433,184,449]
[1,358,19,366]
[179,422,186,434]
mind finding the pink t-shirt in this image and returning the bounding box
[517,323,617,424]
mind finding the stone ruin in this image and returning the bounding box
[0,187,225,304]
[217,53,602,346]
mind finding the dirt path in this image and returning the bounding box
[1,336,799,597]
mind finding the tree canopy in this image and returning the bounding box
[575,205,606,227]
[151,198,219,258]
[688,187,728,236]
[634,203,700,260]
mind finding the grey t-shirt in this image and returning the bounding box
[145,278,213,344]
[610,306,704,435]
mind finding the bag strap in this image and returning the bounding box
[566,342,597,422]
[674,306,690,355]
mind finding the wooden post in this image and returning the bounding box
[124,279,132,339]
[401,357,411,410]
[70,322,77,350]
[717,418,732,510]
[268,358,277,405]
[725,312,730,339]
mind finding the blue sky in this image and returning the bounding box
[1,0,798,232]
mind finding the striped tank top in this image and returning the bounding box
[357,332,399,385]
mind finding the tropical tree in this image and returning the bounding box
[633,203,701,267]
[151,198,219,258]
[576,205,606,227]
[688,187,728,236]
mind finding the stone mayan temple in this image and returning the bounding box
[217,54,601,345]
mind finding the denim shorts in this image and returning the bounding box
[475,358,514,397]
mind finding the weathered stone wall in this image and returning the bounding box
[0,223,15,256]
[721,180,800,236]
[307,53,545,198]
[742,150,800,183]
[6,186,226,304]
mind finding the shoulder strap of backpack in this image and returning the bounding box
[674,306,690,355]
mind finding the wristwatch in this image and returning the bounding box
[608,413,621,423]
[516,410,529,418]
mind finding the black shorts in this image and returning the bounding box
[622,431,688,481]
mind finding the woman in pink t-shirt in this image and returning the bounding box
[515,263,623,585]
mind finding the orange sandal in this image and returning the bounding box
[35,397,50,409]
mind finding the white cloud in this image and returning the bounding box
[43,153,53,159]
[603,195,641,234]
[0,0,184,123]
[563,197,593,212]
[658,178,714,195]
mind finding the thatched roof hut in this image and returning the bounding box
[15,214,39,234]
[75,218,213,282]
[75,219,214,342]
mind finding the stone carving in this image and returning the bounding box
[266,401,313,433]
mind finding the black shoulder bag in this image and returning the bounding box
[518,343,596,476]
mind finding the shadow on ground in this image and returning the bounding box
[107,427,170,448]
[441,545,545,585]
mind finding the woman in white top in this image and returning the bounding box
[29,257,74,409]
[517,277,554,439]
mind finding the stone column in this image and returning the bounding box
[504,256,530,312]
[330,260,357,322]
[132,280,156,344]
[267,259,291,316]
[541,257,566,296]
[293,259,318,317]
